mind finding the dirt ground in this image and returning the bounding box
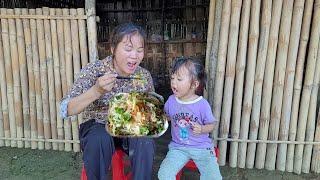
[0,130,319,180]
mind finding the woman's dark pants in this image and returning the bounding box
[79,119,155,180]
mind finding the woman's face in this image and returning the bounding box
[112,33,144,76]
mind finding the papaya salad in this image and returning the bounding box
[107,92,168,137]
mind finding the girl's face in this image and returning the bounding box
[112,33,144,76]
[170,66,198,101]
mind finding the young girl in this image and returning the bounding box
[158,57,222,180]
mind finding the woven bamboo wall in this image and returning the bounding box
[206,0,320,174]
[0,7,88,152]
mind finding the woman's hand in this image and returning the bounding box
[93,73,117,96]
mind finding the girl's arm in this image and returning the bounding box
[192,121,216,134]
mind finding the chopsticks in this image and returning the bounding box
[97,73,142,80]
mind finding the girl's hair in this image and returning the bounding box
[110,22,146,50]
[171,57,207,95]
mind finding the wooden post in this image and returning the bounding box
[0,8,10,147]
[219,0,242,167]
[85,0,98,62]
[77,8,89,68]
[276,0,305,171]
[8,9,24,148]
[286,0,314,172]
[63,8,73,152]
[265,0,294,170]
[294,0,320,174]
[229,0,251,168]
[36,8,52,150]
[204,0,215,98]
[246,0,272,169]
[255,0,283,169]
[237,0,260,168]
[213,0,231,165]
[15,8,31,149]
[29,9,44,150]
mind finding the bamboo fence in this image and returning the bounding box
[207,0,320,174]
[0,0,320,175]
[0,7,89,152]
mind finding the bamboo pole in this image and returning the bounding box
[63,8,73,152]
[70,8,80,152]
[56,8,67,96]
[294,0,320,174]
[301,39,320,173]
[213,0,231,166]
[29,9,44,150]
[229,0,251,168]
[8,9,24,148]
[204,0,215,98]
[237,0,260,169]
[246,0,272,169]
[85,0,98,62]
[0,89,3,146]
[265,0,294,170]
[311,110,320,172]
[36,8,52,150]
[0,37,4,147]
[77,8,89,68]
[0,9,10,147]
[42,7,57,150]
[219,0,242,167]
[22,8,37,149]
[208,1,223,130]
[50,8,64,151]
[15,8,31,149]
[286,0,314,172]
[255,0,283,169]
[276,0,305,171]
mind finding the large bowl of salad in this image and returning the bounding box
[107,92,168,137]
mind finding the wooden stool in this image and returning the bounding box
[176,147,219,180]
[81,149,132,180]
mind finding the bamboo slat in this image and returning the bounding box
[228,0,251,168]
[8,9,24,148]
[36,8,51,150]
[219,0,242,167]
[286,0,314,172]
[15,8,31,149]
[63,8,73,152]
[209,0,223,144]
[29,9,44,150]
[70,8,80,152]
[85,0,98,62]
[246,0,272,169]
[204,0,215,98]
[0,14,87,19]
[276,0,305,171]
[22,8,37,150]
[237,0,260,169]
[0,9,10,147]
[302,39,320,173]
[43,7,57,150]
[77,8,89,68]
[294,0,320,174]
[311,110,320,172]
[255,0,283,169]
[265,0,294,170]
[49,8,64,151]
[213,0,231,166]
[0,89,3,146]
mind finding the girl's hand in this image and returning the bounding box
[191,122,202,135]
[94,73,117,96]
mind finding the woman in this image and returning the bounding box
[60,23,155,180]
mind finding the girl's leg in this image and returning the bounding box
[128,137,155,180]
[80,120,115,180]
[158,147,190,180]
[191,148,222,180]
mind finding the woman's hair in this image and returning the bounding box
[110,22,146,50]
[171,57,207,95]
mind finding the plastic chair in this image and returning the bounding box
[81,149,132,180]
[176,147,219,180]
